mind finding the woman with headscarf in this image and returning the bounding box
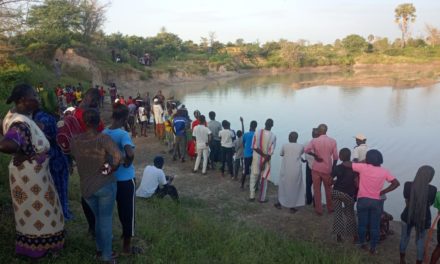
[399,166,436,264]
[0,84,65,259]
[342,149,400,254]
[33,99,72,220]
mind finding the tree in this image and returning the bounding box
[78,0,108,43]
[200,37,208,52]
[395,3,416,48]
[279,40,304,68]
[235,38,244,46]
[373,37,390,52]
[26,0,82,47]
[341,34,368,54]
[0,0,37,62]
[208,31,216,54]
[426,24,440,46]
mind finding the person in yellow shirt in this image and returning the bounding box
[75,89,82,105]
[164,108,174,153]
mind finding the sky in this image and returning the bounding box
[104,0,440,44]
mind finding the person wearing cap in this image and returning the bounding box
[304,123,338,215]
[136,156,179,201]
[353,134,368,163]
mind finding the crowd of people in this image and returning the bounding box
[1,83,440,264]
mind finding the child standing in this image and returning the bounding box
[332,148,358,242]
[234,130,244,180]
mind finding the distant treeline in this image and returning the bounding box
[1,0,440,93]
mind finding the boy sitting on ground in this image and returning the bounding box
[136,156,179,201]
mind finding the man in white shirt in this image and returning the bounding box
[192,115,212,175]
[136,156,179,201]
[353,133,368,162]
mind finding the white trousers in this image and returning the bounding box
[194,146,209,173]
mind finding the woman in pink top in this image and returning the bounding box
[343,149,400,254]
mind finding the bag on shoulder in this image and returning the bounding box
[56,115,82,154]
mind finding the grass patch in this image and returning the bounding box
[0,172,362,264]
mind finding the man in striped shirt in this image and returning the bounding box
[249,119,276,203]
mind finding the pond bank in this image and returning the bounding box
[117,61,440,97]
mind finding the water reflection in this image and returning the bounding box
[388,88,408,127]
[180,73,440,218]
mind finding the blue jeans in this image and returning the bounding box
[357,197,382,250]
[85,182,116,261]
[399,222,427,261]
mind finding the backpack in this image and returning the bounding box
[56,114,82,154]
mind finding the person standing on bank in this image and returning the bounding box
[0,84,65,259]
[249,118,276,203]
[274,131,304,213]
[331,148,358,243]
[241,118,257,189]
[192,115,211,175]
[103,104,139,256]
[399,166,436,264]
[304,124,338,216]
[304,128,319,205]
[74,88,104,237]
[173,109,188,162]
[207,111,222,169]
[219,120,234,177]
[353,133,368,162]
[342,149,400,255]
[71,109,121,263]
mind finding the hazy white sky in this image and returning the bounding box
[104,0,440,44]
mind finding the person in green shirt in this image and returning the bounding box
[430,191,440,264]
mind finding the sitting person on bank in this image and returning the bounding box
[136,156,179,201]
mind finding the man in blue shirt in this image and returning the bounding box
[173,109,188,162]
[240,118,257,189]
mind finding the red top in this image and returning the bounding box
[74,107,104,132]
[99,88,105,96]
[191,120,207,130]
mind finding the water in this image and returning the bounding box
[180,73,440,218]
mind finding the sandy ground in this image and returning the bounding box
[116,119,437,264]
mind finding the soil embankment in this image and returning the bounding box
[56,49,440,98]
